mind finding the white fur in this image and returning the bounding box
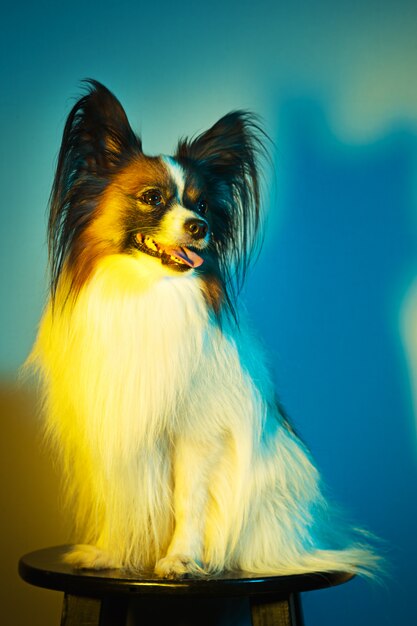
[163,156,186,201]
[28,253,379,577]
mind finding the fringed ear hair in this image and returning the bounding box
[48,80,142,298]
[176,111,270,317]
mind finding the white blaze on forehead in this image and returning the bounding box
[162,156,186,202]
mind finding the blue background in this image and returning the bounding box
[1,1,417,624]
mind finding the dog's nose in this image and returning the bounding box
[184,219,208,240]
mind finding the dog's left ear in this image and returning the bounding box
[176,111,262,186]
[176,112,268,303]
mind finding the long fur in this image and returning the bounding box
[27,80,380,578]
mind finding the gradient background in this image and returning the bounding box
[1,1,417,624]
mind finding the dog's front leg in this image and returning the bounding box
[154,435,217,578]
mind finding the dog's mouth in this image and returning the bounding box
[133,234,204,272]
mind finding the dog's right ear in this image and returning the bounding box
[57,79,142,178]
[48,81,143,300]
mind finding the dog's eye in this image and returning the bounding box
[197,199,208,215]
[140,189,164,207]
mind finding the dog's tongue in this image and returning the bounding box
[164,246,204,268]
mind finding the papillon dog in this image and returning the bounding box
[27,80,378,578]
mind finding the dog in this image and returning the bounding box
[27,80,378,578]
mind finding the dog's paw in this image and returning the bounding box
[154,554,206,579]
[63,544,119,570]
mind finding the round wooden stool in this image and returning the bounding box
[18,545,354,626]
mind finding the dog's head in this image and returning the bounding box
[49,80,268,315]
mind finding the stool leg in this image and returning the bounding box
[100,597,129,626]
[288,593,304,626]
[250,593,304,626]
[60,595,101,626]
[60,594,129,626]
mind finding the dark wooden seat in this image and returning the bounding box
[18,545,354,625]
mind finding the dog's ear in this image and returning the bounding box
[175,111,261,185]
[176,112,268,310]
[48,81,142,299]
[57,79,142,177]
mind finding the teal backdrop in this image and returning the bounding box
[1,1,417,625]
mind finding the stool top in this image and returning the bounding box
[19,546,355,598]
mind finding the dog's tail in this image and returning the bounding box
[230,493,386,581]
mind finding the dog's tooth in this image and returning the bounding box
[145,237,158,251]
